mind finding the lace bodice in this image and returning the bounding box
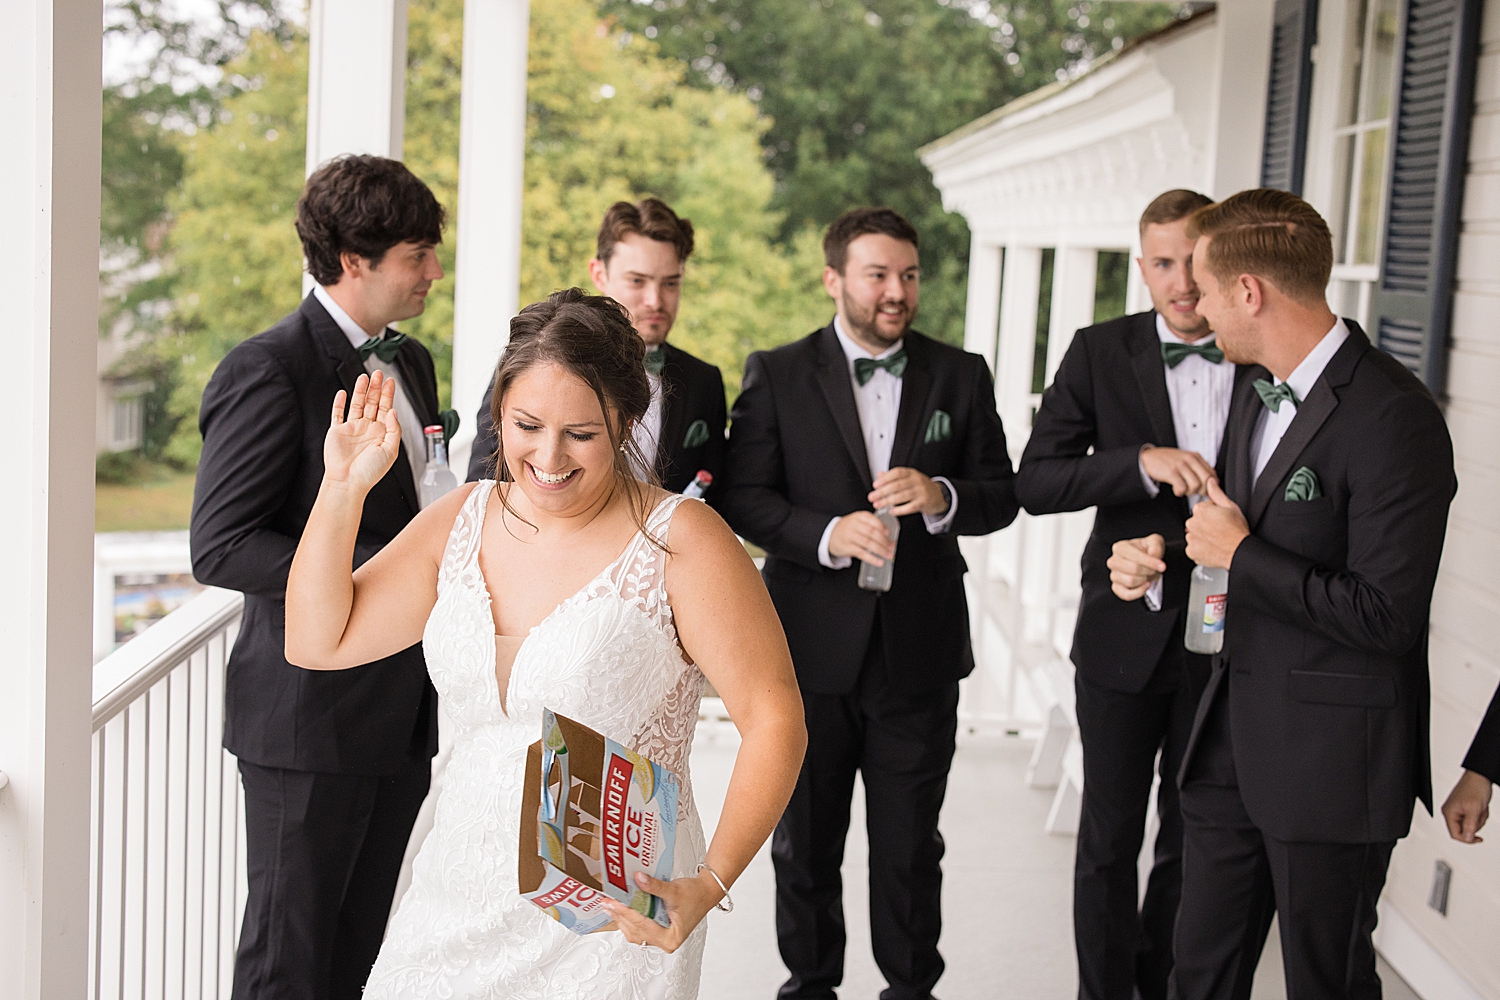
[364,483,707,999]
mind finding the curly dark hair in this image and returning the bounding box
[295,154,446,285]
[487,288,661,541]
[822,207,919,274]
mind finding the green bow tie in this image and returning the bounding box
[1161,341,1224,368]
[357,331,408,364]
[644,349,665,376]
[853,350,908,386]
[1254,378,1300,413]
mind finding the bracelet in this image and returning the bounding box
[695,863,734,913]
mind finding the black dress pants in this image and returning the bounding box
[232,756,430,1000]
[1074,646,1210,1000]
[1169,688,1394,1000]
[773,633,960,1000]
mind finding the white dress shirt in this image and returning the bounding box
[1251,318,1349,487]
[1141,313,1236,609]
[630,358,665,482]
[816,316,958,569]
[314,285,429,503]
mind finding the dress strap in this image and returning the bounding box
[608,492,691,626]
[437,480,494,590]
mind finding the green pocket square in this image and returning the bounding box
[682,418,711,449]
[924,409,952,444]
[439,408,460,443]
[1284,466,1322,502]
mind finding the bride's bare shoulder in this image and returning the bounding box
[662,496,748,564]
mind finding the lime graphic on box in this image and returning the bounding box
[518,709,681,935]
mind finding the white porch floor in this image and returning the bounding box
[688,730,1420,1000]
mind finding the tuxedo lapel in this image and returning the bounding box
[1223,366,1266,512]
[1247,326,1366,526]
[386,341,428,518]
[303,294,367,395]
[656,347,689,476]
[889,335,933,470]
[1129,313,1178,449]
[814,325,874,487]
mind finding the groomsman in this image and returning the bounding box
[1442,687,1500,843]
[1114,189,1455,1000]
[1017,189,1241,1000]
[191,155,445,1000]
[720,207,1018,1000]
[467,197,727,495]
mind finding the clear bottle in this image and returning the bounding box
[681,469,713,499]
[857,508,901,593]
[419,424,459,508]
[1184,564,1229,654]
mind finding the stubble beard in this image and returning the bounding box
[842,288,913,351]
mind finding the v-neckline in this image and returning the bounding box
[473,483,645,715]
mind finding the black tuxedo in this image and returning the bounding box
[1171,322,1456,1000]
[1463,688,1500,784]
[1017,311,1240,1000]
[465,339,727,494]
[721,323,1017,999]
[192,293,439,1000]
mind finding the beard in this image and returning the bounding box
[841,288,914,349]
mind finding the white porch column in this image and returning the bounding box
[304,0,409,295]
[0,3,101,997]
[962,239,1004,367]
[448,0,531,474]
[1207,0,1276,196]
[305,0,408,172]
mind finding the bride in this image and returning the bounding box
[284,289,806,997]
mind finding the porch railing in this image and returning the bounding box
[90,586,247,1000]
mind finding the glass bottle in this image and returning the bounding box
[419,425,459,508]
[857,508,901,593]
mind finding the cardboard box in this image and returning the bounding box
[519,708,680,935]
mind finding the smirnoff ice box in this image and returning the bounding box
[518,708,680,935]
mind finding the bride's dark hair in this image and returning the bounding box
[487,287,660,541]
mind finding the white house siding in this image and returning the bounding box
[1379,2,1500,996]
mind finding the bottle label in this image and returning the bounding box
[1202,593,1227,633]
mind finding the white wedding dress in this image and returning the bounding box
[364,483,708,999]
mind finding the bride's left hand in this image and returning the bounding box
[600,869,725,953]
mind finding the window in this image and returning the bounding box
[110,394,143,452]
[1330,0,1400,273]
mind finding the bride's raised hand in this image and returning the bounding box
[600,869,725,954]
[325,370,401,493]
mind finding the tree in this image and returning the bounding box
[520,0,828,390]
[600,0,1189,344]
[162,31,308,466]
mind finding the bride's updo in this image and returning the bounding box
[488,288,658,526]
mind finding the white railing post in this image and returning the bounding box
[0,3,102,998]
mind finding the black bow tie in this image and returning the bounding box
[358,332,408,363]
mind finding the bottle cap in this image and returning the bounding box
[694,470,713,484]
[423,425,443,434]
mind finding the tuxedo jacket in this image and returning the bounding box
[1017,311,1251,693]
[1463,688,1500,785]
[191,294,440,776]
[719,324,1019,695]
[1179,322,1456,843]
[466,339,728,496]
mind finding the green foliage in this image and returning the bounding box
[522,0,828,391]
[600,0,1188,344]
[162,31,308,466]
[400,0,465,406]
